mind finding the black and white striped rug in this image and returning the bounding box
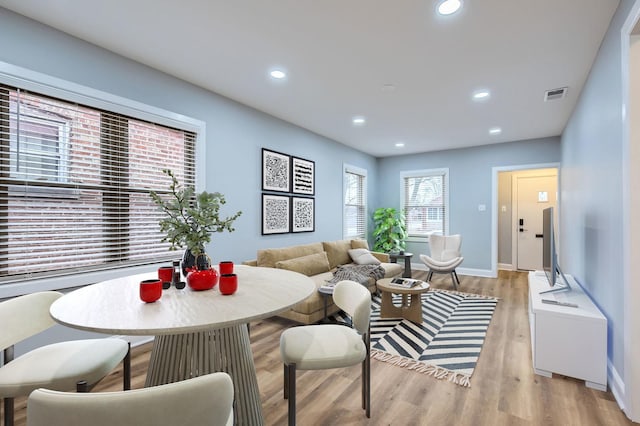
[332,289,498,387]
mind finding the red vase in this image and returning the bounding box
[186,268,219,291]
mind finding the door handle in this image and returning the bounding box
[535,234,543,238]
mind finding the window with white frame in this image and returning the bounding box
[0,84,198,284]
[9,105,70,183]
[401,169,449,239]
[343,164,367,239]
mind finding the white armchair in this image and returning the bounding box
[420,234,464,290]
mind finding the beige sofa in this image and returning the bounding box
[243,239,403,324]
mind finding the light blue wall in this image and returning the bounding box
[561,0,635,381]
[376,138,561,272]
[0,8,378,269]
[2,5,626,382]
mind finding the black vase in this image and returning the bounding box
[181,248,211,276]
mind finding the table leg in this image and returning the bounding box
[379,291,423,323]
[323,293,328,320]
[403,258,412,278]
[146,325,263,425]
[380,290,402,319]
[406,293,423,323]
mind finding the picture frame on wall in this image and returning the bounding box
[291,196,315,233]
[262,194,291,235]
[291,156,315,195]
[262,148,291,193]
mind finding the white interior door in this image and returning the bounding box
[516,173,557,270]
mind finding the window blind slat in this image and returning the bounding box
[343,166,367,240]
[0,84,195,283]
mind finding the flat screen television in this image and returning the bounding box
[541,206,571,294]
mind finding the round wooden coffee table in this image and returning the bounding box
[376,278,430,323]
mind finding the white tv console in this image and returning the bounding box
[528,271,607,391]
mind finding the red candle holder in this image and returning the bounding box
[140,279,162,303]
[219,261,234,275]
[219,273,238,295]
[158,266,173,289]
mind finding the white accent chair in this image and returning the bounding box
[420,234,464,290]
[26,372,234,426]
[280,280,371,425]
[0,291,131,426]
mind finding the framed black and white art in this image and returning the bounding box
[292,156,315,195]
[262,194,290,235]
[291,196,315,233]
[262,148,290,193]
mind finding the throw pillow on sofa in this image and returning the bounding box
[275,252,331,276]
[348,248,381,265]
[257,242,324,268]
[350,239,370,250]
[322,240,353,269]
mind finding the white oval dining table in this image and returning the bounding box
[50,265,315,426]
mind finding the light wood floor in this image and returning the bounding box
[4,270,633,425]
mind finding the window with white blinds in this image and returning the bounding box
[0,85,196,284]
[343,164,367,239]
[401,169,449,239]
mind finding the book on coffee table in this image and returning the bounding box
[389,278,423,289]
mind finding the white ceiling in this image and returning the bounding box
[0,0,620,157]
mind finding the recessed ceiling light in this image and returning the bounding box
[472,90,490,101]
[352,116,366,125]
[437,0,462,15]
[270,69,286,79]
[395,142,405,148]
[489,127,502,135]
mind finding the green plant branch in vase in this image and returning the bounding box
[150,169,242,275]
[372,207,407,253]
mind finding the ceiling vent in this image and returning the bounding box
[544,87,568,101]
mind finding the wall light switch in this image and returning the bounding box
[501,205,507,212]
[478,204,486,212]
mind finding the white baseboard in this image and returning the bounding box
[609,358,626,415]
[411,262,427,271]
[498,263,515,271]
[458,267,495,278]
[410,263,494,278]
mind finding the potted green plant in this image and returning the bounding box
[372,207,407,253]
[150,169,242,287]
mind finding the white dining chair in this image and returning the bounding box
[280,280,371,425]
[0,291,130,426]
[27,372,234,426]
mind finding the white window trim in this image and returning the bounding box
[9,110,71,183]
[400,168,449,242]
[343,163,368,240]
[0,61,206,299]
